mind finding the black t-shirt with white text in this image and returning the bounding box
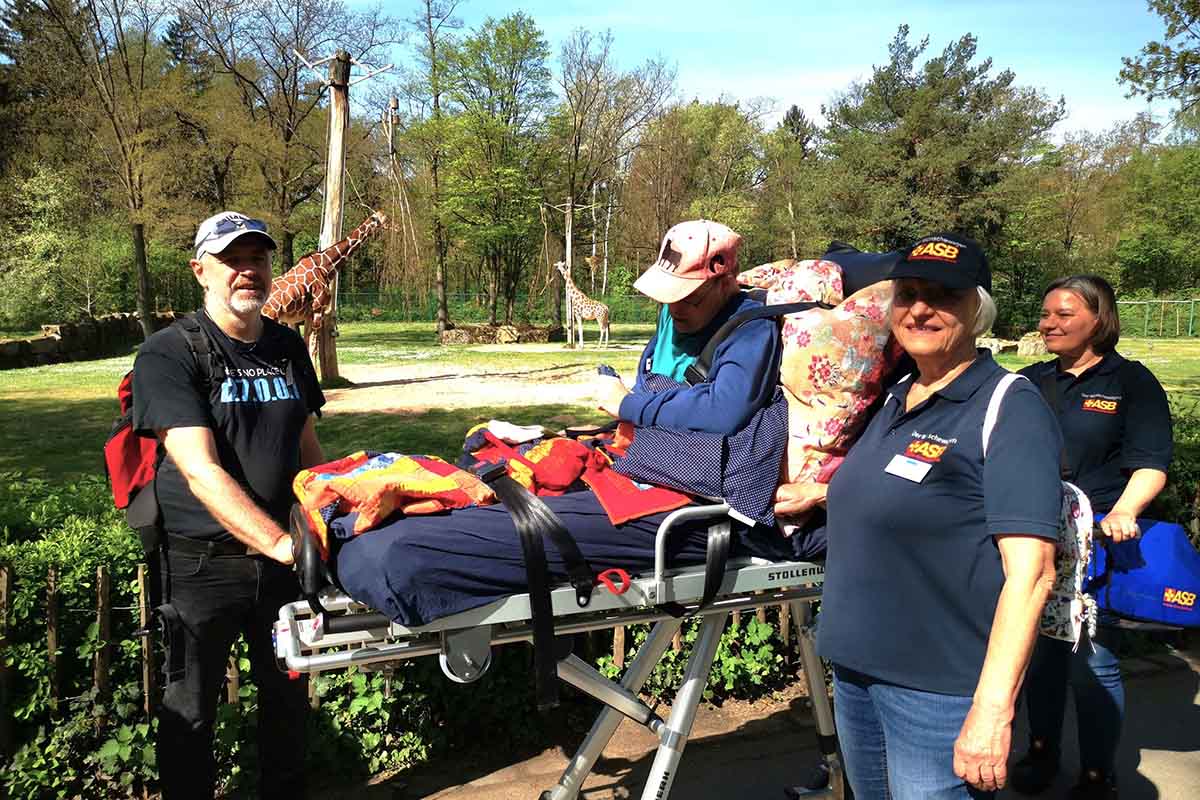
[132,311,325,541]
[1019,351,1173,512]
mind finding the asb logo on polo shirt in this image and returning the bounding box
[908,240,961,263]
[904,432,955,463]
[1082,394,1120,415]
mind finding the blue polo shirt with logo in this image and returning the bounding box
[817,352,1063,696]
[1017,352,1173,513]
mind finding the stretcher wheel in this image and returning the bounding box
[439,626,494,684]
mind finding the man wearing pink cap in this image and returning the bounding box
[595,219,782,435]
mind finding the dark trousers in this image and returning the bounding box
[157,547,308,800]
[1021,625,1125,775]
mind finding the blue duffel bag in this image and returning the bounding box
[1086,516,1200,628]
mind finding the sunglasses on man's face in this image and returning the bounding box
[203,217,268,241]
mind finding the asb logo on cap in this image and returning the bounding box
[908,240,961,263]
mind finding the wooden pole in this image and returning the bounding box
[0,565,11,758]
[95,565,112,731]
[316,50,352,383]
[613,626,625,669]
[778,602,792,665]
[565,195,574,348]
[47,567,59,714]
[137,564,156,717]
[1159,300,1165,337]
[225,656,240,706]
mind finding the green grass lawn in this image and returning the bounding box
[2,323,1197,481]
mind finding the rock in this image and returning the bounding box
[1017,333,1046,355]
[1017,332,1047,357]
[28,336,60,356]
[976,337,1019,355]
[496,325,520,344]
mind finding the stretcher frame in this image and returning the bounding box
[275,503,844,800]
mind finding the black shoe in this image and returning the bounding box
[1009,739,1060,795]
[1068,769,1117,800]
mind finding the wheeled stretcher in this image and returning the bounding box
[275,502,844,800]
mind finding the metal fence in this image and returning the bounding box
[1117,299,1200,338]
[336,291,661,325]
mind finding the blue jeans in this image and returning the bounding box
[833,665,993,800]
[1021,626,1124,774]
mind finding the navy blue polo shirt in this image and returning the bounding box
[818,352,1063,696]
[1018,352,1173,513]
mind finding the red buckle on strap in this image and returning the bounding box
[596,568,631,595]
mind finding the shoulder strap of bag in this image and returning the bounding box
[684,300,834,386]
[982,373,1025,458]
[173,314,225,388]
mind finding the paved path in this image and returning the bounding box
[320,641,1200,799]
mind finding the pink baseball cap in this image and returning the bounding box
[633,220,743,303]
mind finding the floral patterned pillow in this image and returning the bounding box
[739,258,898,507]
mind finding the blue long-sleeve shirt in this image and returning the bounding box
[618,292,782,435]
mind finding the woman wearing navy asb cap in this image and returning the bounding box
[1011,275,1173,799]
[814,232,1064,798]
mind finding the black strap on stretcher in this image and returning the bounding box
[658,518,731,618]
[477,462,594,711]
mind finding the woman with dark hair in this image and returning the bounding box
[1011,275,1174,799]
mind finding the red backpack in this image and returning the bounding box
[103,315,223,509]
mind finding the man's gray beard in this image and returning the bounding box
[230,292,265,315]
[210,289,266,316]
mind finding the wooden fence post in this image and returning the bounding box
[778,602,792,665]
[137,564,156,717]
[226,656,240,705]
[47,566,59,714]
[613,626,625,669]
[0,565,11,758]
[95,565,112,732]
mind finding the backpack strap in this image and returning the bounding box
[982,373,1025,457]
[172,313,226,389]
[684,299,833,386]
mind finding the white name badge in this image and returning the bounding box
[885,454,933,483]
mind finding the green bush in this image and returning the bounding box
[0,471,797,796]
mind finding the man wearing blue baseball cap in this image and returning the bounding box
[133,211,325,798]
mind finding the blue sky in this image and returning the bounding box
[370,0,1171,135]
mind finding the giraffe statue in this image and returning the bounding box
[555,261,610,348]
[263,211,388,360]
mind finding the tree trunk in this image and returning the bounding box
[132,222,154,339]
[279,229,296,272]
[488,254,500,326]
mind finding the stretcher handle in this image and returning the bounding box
[323,611,391,635]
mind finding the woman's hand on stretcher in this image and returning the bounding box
[595,373,631,418]
[773,482,828,516]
